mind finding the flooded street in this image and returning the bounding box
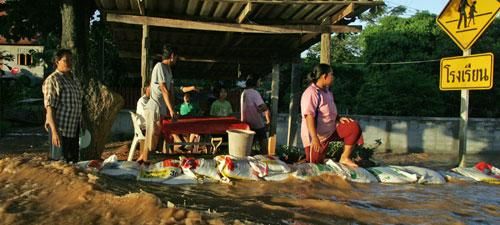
[1,131,499,225]
[100,173,499,225]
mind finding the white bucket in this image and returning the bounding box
[227,129,255,157]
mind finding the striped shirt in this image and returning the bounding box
[42,70,83,138]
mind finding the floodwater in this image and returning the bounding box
[1,130,499,225]
[100,167,499,225]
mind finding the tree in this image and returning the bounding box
[302,9,499,117]
[60,0,123,160]
[2,0,124,159]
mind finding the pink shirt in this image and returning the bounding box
[240,88,265,129]
[300,83,338,147]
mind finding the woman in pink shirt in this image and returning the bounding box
[300,64,364,167]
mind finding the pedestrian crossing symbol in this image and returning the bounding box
[437,0,500,50]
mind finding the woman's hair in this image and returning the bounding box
[162,44,177,60]
[53,49,72,64]
[245,75,259,88]
[307,63,332,83]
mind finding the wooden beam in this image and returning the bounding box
[200,0,384,5]
[268,64,280,155]
[118,50,294,64]
[140,24,149,90]
[287,62,300,147]
[330,3,356,24]
[136,0,145,15]
[226,3,244,19]
[237,3,254,23]
[320,33,331,64]
[186,0,200,15]
[107,13,362,34]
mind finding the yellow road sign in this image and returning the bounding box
[440,53,494,90]
[437,0,500,50]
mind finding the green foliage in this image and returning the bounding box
[277,139,381,164]
[0,0,62,42]
[87,20,126,87]
[277,145,304,164]
[303,10,499,117]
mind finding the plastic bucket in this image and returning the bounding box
[227,129,255,157]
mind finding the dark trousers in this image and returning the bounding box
[61,135,80,163]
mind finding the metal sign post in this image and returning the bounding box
[437,0,498,167]
[458,49,470,168]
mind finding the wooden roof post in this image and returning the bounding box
[320,33,331,65]
[287,60,301,147]
[141,24,149,91]
[268,63,280,156]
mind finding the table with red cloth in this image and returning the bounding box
[161,116,249,140]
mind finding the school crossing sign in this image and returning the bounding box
[437,0,500,50]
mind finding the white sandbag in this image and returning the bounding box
[215,155,259,181]
[292,163,339,180]
[367,166,418,184]
[180,157,222,181]
[161,174,202,185]
[391,166,445,184]
[102,154,118,168]
[137,159,182,183]
[451,167,500,184]
[263,173,292,182]
[75,160,102,172]
[248,159,269,178]
[137,167,182,182]
[100,161,140,179]
[325,160,378,183]
[439,171,476,183]
[250,155,291,174]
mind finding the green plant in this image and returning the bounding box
[278,139,382,164]
[277,145,304,164]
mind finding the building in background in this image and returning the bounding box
[0,44,44,78]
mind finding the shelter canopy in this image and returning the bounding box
[96,0,383,79]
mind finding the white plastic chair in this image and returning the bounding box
[128,111,145,161]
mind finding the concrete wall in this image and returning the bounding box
[111,111,499,154]
[275,114,499,154]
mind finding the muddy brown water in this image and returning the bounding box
[97,154,500,225]
[1,131,499,225]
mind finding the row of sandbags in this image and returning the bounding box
[75,155,499,185]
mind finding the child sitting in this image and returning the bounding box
[210,88,233,117]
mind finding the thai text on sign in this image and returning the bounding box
[440,53,494,90]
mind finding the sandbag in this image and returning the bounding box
[137,159,182,182]
[292,163,339,180]
[161,174,202,185]
[325,160,378,183]
[75,160,102,172]
[392,166,445,184]
[215,155,259,181]
[100,161,141,179]
[180,157,223,182]
[263,173,292,182]
[250,155,291,174]
[439,171,476,183]
[367,166,418,184]
[451,167,500,184]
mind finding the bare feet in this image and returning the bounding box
[340,158,359,168]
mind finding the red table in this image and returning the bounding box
[161,116,249,139]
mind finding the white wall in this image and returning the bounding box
[111,111,499,154]
[0,45,45,78]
